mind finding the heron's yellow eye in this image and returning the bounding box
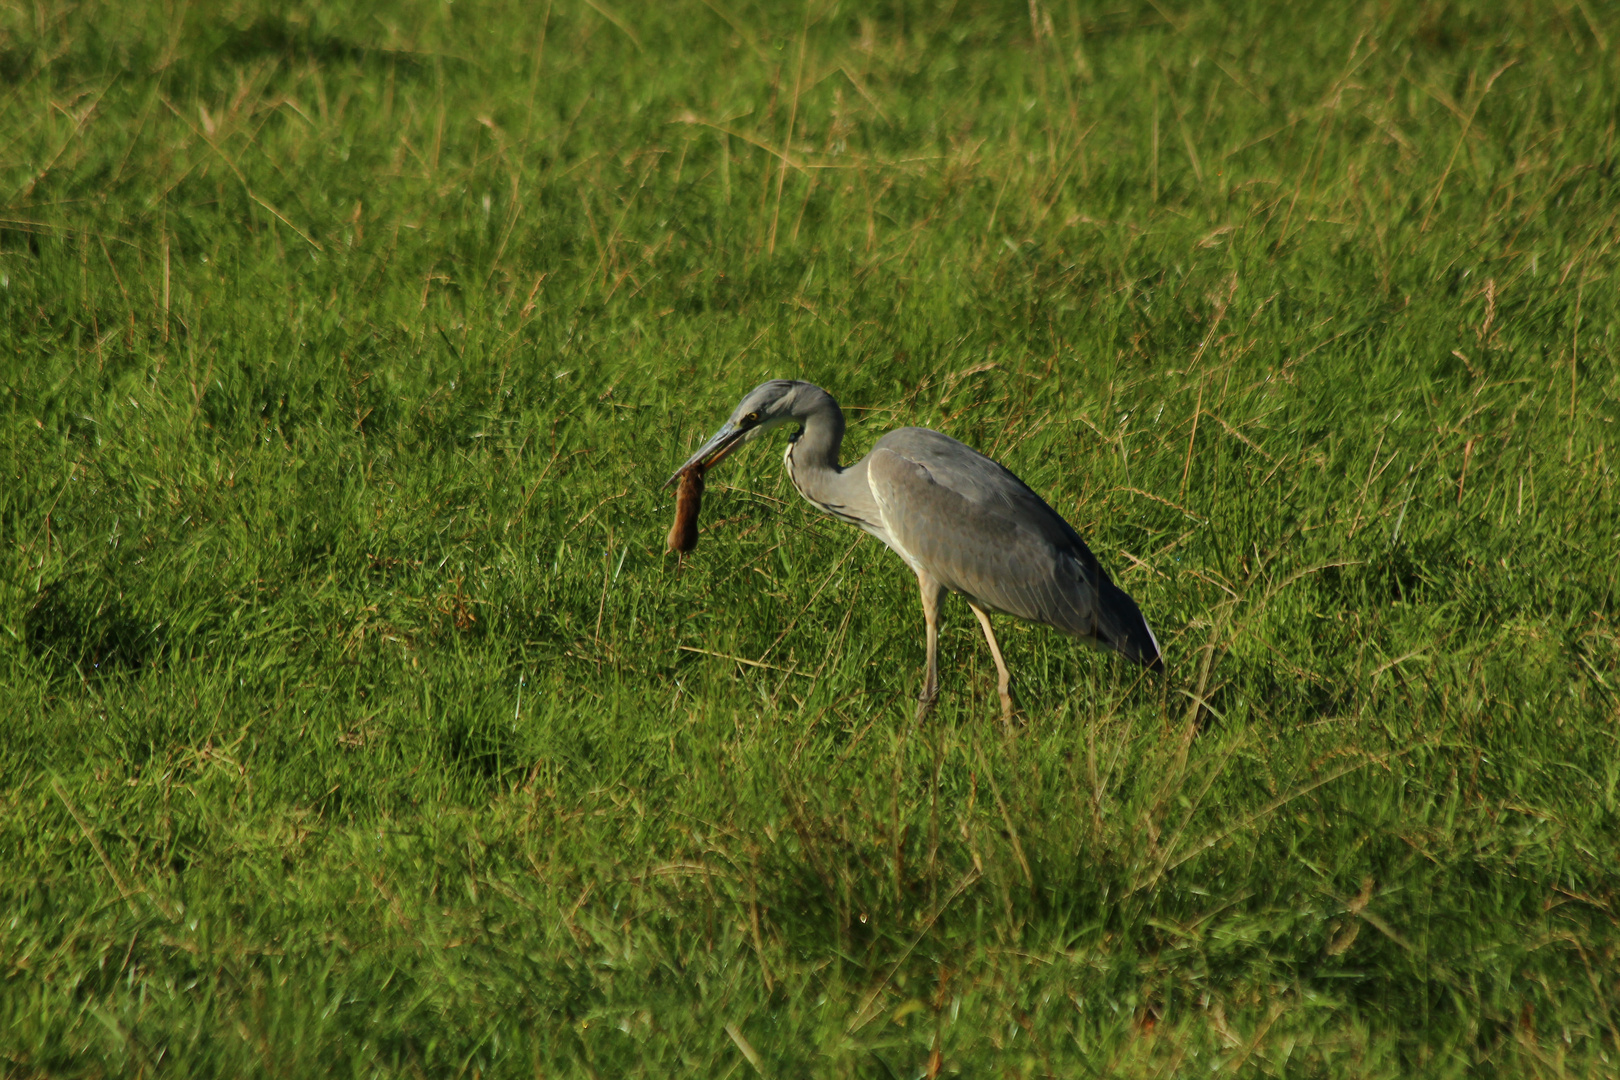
[744,411,760,425]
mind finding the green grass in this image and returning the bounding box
[2,0,1618,1074]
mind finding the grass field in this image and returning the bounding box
[3,0,1619,1074]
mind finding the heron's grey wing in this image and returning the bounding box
[866,430,1160,667]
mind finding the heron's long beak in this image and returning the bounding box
[665,422,747,487]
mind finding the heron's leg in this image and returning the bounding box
[967,601,1015,725]
[915,570,944,721]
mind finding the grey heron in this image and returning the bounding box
[669,380,1162,722]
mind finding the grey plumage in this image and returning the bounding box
[670,380,1161,721]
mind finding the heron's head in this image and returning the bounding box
[666,380,824,484]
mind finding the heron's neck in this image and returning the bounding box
[785,394,847,504]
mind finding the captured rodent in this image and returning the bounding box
[666,465,705,554]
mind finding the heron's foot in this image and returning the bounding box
[995,672,1018,729]
[916,687,939,723]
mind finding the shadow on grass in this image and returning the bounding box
[25,576,166,685]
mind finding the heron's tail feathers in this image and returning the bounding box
[1098,581,1163,672]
